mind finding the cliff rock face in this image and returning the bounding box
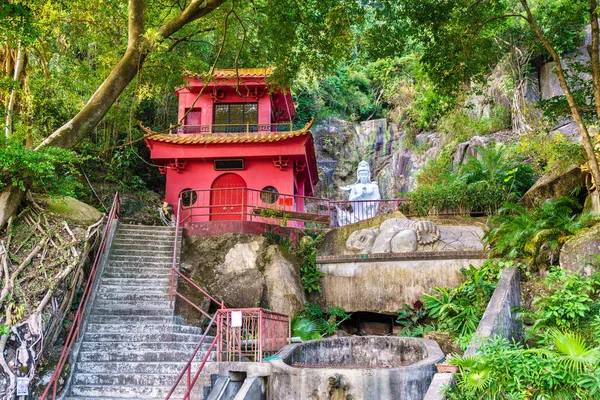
[313,118,443,200]
[181,234,305,316]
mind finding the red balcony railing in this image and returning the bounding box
[40,193,120,400]
[178,188,331,228]
[171,122,295,134]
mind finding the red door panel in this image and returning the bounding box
[210,173,247,221]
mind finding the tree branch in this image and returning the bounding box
[128,0,146,48]
[158,0,227,40]
[167,26,216,52]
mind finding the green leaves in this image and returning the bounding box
[422,261,502,339]
[0,138,82,197]
[485,197,594,265]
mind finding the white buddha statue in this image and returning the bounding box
[337,161,381,226]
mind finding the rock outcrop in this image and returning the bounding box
[520,165,587,207]
[560,223,600,276]
[181,234,305,316]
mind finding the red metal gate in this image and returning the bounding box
[210,173,247,221]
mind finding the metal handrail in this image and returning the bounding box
[40,192,120,400]
[164,313,220,400]
[170,197,226,313]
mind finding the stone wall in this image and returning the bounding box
[317,253,485,314]
[423,267,522,400]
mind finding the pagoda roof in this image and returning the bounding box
[142,118,313,145]
[191,67,275,81]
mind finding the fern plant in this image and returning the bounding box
[485,197,594,265]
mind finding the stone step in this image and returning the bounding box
[104,265,172,273]
[78,348,214,362]
[108,255,176,263]
[113,236,176,244]
[90,306,173,316]
[111,243,176,252]
[95,292,171,302]
[102,271,172,279]
[88,314,175,324]
[85,323,204,335]
[83,331,202,343]
[100,277,171,286]
[73,372,183,387]
[75,361,207,375]
[69,383,203,399]
[93,299,172,309]
[115,229,178,238]
[111,248,176,255]
[97,285,170,294]
[80,341,203,354]
[106,258,173,268]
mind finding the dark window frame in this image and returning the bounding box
[213,102,258,133]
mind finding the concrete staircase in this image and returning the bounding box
[64,224,213,400]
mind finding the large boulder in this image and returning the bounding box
[181,234,305,316]
[35,195,102,225]
[263,246,306,317]
[520,165,587,207]
[560,223,600,276]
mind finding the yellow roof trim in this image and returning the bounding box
[143,118,313,145]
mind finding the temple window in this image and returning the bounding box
[214,103,258,132]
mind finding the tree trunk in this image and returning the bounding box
[0,186,24,232]
[521,0,600,210]
[5,41,26,139]
[35,40,149,150]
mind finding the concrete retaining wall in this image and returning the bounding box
[423,267,521,399]
[318,255,485,314]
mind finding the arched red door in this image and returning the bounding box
[210,173,247,221]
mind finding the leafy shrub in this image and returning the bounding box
[0,137,82,197]
[529,267,600,333]
[485,197,594,265]
[407,144,534,216]
[422,261,506,341]
[291,302,350,340]
[296,233,324,294]
[446,333,600,399]
[395,303,434,337]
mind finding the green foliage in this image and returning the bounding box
[0,324,9,337]
[438,108,510,143]
[446,331,600,399]
[395,303,434,337]
[291,302,350,339]
[515,132,587,174]
[296,234,324,294]
[422,261,505,340]
[460,144,535,198]
[407,143,534,216]
[529,268,600,332]
[485,197,594,265]
[0,137,82,197]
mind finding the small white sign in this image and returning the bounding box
[16,377,29,396]
[231,311,242,327]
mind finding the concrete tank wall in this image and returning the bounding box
[269,337,444,400]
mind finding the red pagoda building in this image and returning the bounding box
[144,68,321,228]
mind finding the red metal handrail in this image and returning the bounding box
[164,313,220,400]
[40,193,120,400]
[170,197,226,315]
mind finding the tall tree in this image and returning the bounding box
[0,0,363,227]
[401,0,600,207]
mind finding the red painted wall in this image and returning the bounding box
[177,87,272,127]
[166,157,295,222]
